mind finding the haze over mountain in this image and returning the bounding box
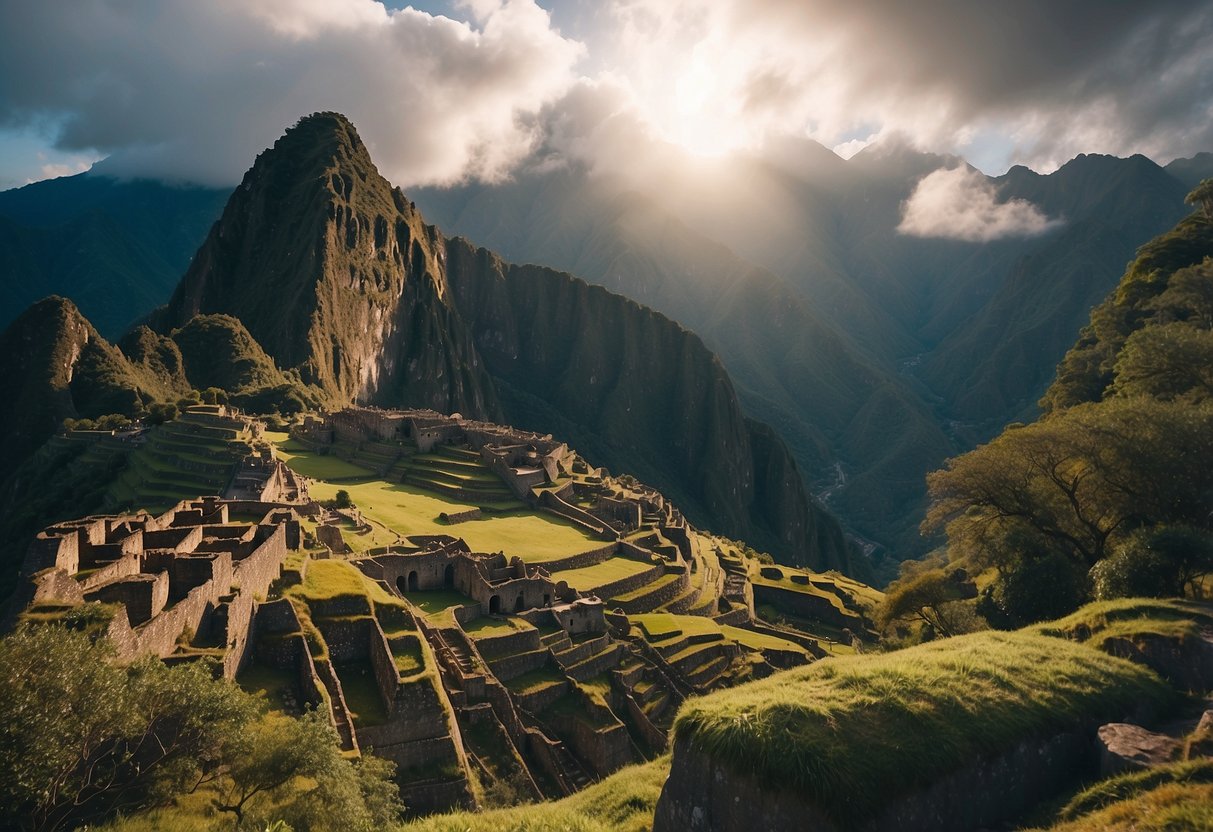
[409,141,1196,565]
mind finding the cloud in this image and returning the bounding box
[0,0,583,187]
[1,0,1211,187]
[897,166,1061,242]
[592,0,1213,170]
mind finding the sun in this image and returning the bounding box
[646,55,753,159]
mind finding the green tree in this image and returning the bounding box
[1112,322,1213,401]
[925,398,1213,570]
[0,625,252,831]
[333,490,352,509]
[876,568,974,638]
[1187,178,1213,219]
[210,710,400,830]
[1092,525,1213,601]
[0,624,402,832]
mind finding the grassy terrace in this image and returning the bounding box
[405,757,669,832]
[1034,598,1213,648]
[672,630,1171,826]
[549,557,654,593]
[1027,760,1213,832]
[270,434,601,562]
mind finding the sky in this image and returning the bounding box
[1,0,1211,191]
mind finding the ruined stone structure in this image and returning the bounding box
[19,497,303,678]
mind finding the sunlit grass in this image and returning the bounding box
[672,630,1172,826]
[404,757,669,832]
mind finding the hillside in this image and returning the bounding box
[0,172,226,337]
[923,189,1213,629]
[141,112,851,574]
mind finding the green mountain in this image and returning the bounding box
[0,296,184,471]
[138,112,850,573]
[0,173,226,337]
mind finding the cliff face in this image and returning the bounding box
[0,296,184,469]
[443,239,850,571]
[158,112,498,418]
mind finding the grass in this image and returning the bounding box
[269,434,373,480]
[402,590,476,618]
[404,756,668,832]
[505,665,568,695]
[632,612,720,642]
[287,559,375,604]
[1025,760,1213,832]
[550,558,654,593]
[672,630,1172,827]
[272,438,600,561]
[237,662,298,711]
[464,616,535,637]
[720,624,809,655]
[1034,598,1213,648]
[335,662,389,727]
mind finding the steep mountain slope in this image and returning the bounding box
[0,173,226,336]
[142,112,851,573]
[0,296,185,470]
[153,114,498,418]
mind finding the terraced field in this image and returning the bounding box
[110,410,253,513]
[271,435,604,562]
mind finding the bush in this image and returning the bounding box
[334,490,352,509]
[1092,525,1213,601]
[0,624,401,831]
[978,550,1089,629]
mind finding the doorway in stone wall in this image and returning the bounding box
[444,564,455,589]
[489,595,501,614]
[407,570,419,592]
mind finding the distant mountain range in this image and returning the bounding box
[1,124,1209,578]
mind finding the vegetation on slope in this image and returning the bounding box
[924,195,1213,627]
[0,623,400,832]
[403,757,669,832]
[670,631,1170,826]
[1026,760,1213,832]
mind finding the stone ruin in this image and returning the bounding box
[15,497,303,679]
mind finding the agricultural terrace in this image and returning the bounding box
[269,433,603,562]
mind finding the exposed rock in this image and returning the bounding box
[1102,628,1213,692]
[654,729,1096,832]
[1097,722,1181,775]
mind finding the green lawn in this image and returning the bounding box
[720,624,808,655]
[405,758,669,832]
[549,557,655,594]
[271,434,374,480]
[632,612,721,642]
[463,616,535,637]
[402,590,476,618]
[271,435,600,561]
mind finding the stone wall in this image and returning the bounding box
[752,583,863,629]
[653,728,1100,832]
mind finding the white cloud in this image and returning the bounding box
[897,166,1061,242]
[0,0,583,187]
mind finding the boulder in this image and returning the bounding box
[1097,723,1180,776]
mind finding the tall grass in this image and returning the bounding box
[672,631,1171,826]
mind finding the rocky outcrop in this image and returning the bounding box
[156,112,499,418]
[1097,722,1181,775]
[0,296,185,470]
